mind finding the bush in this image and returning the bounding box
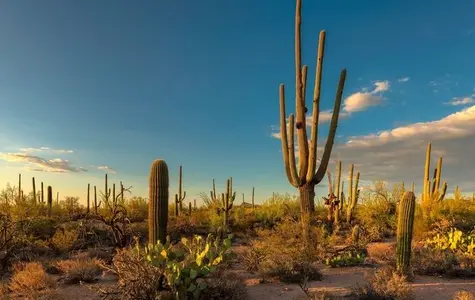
[56,252,103,284]
[453,290,475,300]
[352,267,414,300]
[7,262,60,300]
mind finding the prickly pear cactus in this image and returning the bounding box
[396,191,416,276]
[148,159,169,244]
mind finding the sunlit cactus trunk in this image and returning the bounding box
[396,191,416,277]
[278,0,347,242]
[148,159,169,244]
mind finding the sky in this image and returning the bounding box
[1,0,475,206]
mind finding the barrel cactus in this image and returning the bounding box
[148,159,169,244]
[396,191,416,276]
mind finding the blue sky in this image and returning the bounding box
[1,0,475,205]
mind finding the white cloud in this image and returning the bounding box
[0,152,87,173]
[327,104,475,193]
[445,96,475,106]
[97,165,117,174]
[398,77,410,83]
[19,147,74,154]
[343,80,390,113]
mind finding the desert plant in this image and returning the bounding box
[7,262,59,300]
[148,159,169,244]
[396,191,416,277]
[210,178,235,233]
[346,163,360,223]
[277,0,347,241]
[421,143,447,219]
[352,267,414,300]
[174,166,187,217]
[56,252,103,284]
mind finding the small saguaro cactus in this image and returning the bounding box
[211,178,236,233]
[323,171,339,223]
[87,184,90,214]
[47,186,53,217]
[346,164,360,223]
[251,187,255,209]
[148,159,169,244]
[422,143,447,219]
[396,191,416,277]
[41,182,44,203]
[174,166,186,216]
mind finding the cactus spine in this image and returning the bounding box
[346,164,360,223]
[278,0,347,218]
[148,159,169,244]
[396,191,416,276]
[47,186,52,217]
[422,143,447,219]
[174,166,186,216]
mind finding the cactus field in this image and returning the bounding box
[1,0,475,299]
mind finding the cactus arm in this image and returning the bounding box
[294,0,309,181]
[279,84,300,187]
[306,31,325,182]
[288,114,302,186]
[313,69,347,184]
[437,182,447,202]
[434,157,442,192]
[423,143,431,205]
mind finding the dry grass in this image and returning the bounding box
[352,267,414,300]
[366,242,396,265]
[55,252,103,284]
[7,261,61,300]
[453,290,475,300]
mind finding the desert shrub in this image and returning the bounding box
[241,245,265,272]
[253,193,300,229]
[412,246,457,276]
[352,267,414,300]
[167,216,198,241]
[357,199,396,242]
[125,196,148,222]
[439,198,475,231]
[56,252,103,283]
[201,272,247,300]
[18,217,57,240]
[366,242,396,265]
[7,262,60,300]
[453,290,475,300]
[249,217,326,283]
[50,228,79,253]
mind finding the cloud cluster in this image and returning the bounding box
[445,95,475,106]
[0,152,87,173]
[326,104,475,193]
[0,146,113,174]
[97,165,117,174]
[343,80,390,113]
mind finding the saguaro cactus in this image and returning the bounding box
[32,177,36,204]
[422,143,447,219]
[148,159,169,244]
[174,166,186,216]
[396,191,416,276]
[278,0,347,217]
[251,187,255,209]
[47,186,53,217]
[211,178,236,233]
[87,184,90,214]
[346,164,360,223]
[41,182,44,203]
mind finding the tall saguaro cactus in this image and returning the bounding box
[422,143,447,219]
[346,164,360,223]
[251,187,255,209]
[278,0,347,216]
[32,177,37,204]
[174,166,186,216]
[396,191,416,277]
[148,159,169,244]
[47,186,53,217]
